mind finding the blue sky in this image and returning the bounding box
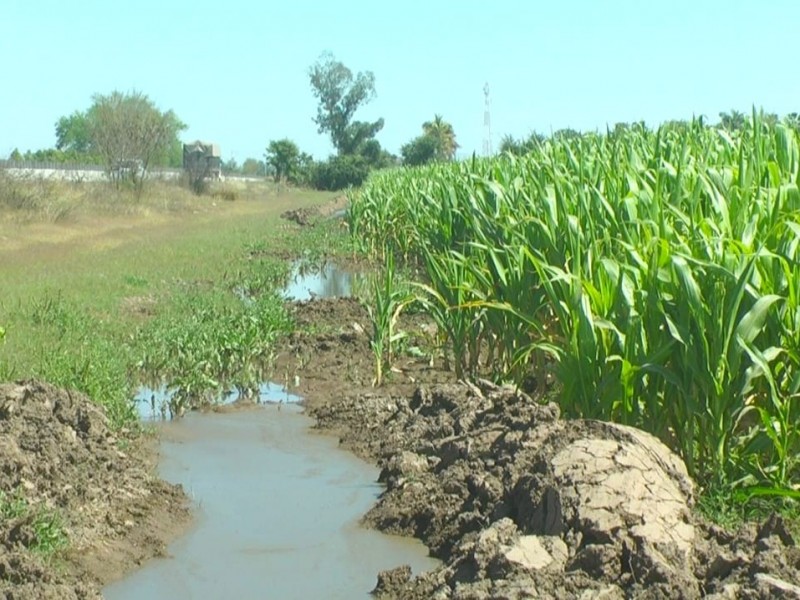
[2,0,799,162]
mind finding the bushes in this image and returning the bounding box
[310,155,371,191]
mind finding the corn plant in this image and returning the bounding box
[363,252,414,386]
[349,112,800,499]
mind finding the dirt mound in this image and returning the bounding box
[280,195,348,226]
[311,381,800,599]
[276,298,456,406]
[0,380,190,598]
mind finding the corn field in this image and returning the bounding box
[347,114,800,498]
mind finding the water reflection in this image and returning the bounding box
[135,382,301,420]
[282,262,361,301]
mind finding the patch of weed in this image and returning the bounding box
[0,490,69,557]
[134,286,292,416]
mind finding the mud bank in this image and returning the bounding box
[0,380,190,599]
[309,380,800,599]
[104,403,438,599]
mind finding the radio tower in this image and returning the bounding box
[482,83,493,156]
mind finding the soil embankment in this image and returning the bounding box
[278,298,800,599]
[3,291,799,598]
[0,381,190,599]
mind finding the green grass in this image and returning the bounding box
[0,181,336,426]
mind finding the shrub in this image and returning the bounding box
[311,155,370,191]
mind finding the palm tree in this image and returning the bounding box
[422,114,459,161]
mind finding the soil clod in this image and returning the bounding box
[0,380,190,598]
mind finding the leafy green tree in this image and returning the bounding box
[87,91,186,190]
[422,114,459,160]
[311,154,370,190]
[241,158,265,177]
[401,134,438,166]
[308,52,384,156]
[359,139,395,169]
[55,111,93,155]
[20,148,78,163]
[8,148,22,162]
[265,139,300,182]
[293,152,316,186]
[400,115,458,166]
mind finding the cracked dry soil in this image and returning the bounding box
[279,298,800,599]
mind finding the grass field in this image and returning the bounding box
[0,178,337,424]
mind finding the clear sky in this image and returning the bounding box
[2,0,798,162]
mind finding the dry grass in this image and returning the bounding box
[0,170,291,224]
[0,178,329,273]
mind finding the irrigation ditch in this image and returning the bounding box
[1,194,800,598]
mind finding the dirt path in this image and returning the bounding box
[276,298,800,599]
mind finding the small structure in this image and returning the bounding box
[183,141,222,181]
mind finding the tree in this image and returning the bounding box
[718,110,746,131]
[8,148,22,162]
[400,115,459,166]
[553,128,581,140]
[311,155,370,190]
[401,134,439,166]
[55,111,93,155]
[422,114,459,160]
[499,132,546,156]
[265,139,300,182]
[87,90,186,190]
[359,139,395,169]
[222,158,240,175]
[241,158,266,177]
[308,52,384,155]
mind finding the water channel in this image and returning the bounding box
[282,260,363,301]
[104,263,438,599]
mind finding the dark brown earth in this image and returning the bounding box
[276,298,800,600]
[0,380,190,599]
[3,292,799,599]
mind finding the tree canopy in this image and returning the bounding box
[308,52,384,156]
[422,114,459,161]
[89,91,185,182]
[266,139,301,182]
[401,115,459,166]
[52,91,185,189]
[401,134,439,166]
[55,111,93,156]
[241,158,265,177]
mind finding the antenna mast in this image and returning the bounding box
[482,83,493,156]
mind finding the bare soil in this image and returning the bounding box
[0,381,190,599]
[276,298,800,599]
[3,284,798,598]
[280,194,349,226]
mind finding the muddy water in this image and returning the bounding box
[104,403,437,599]
[283,262,360,300]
